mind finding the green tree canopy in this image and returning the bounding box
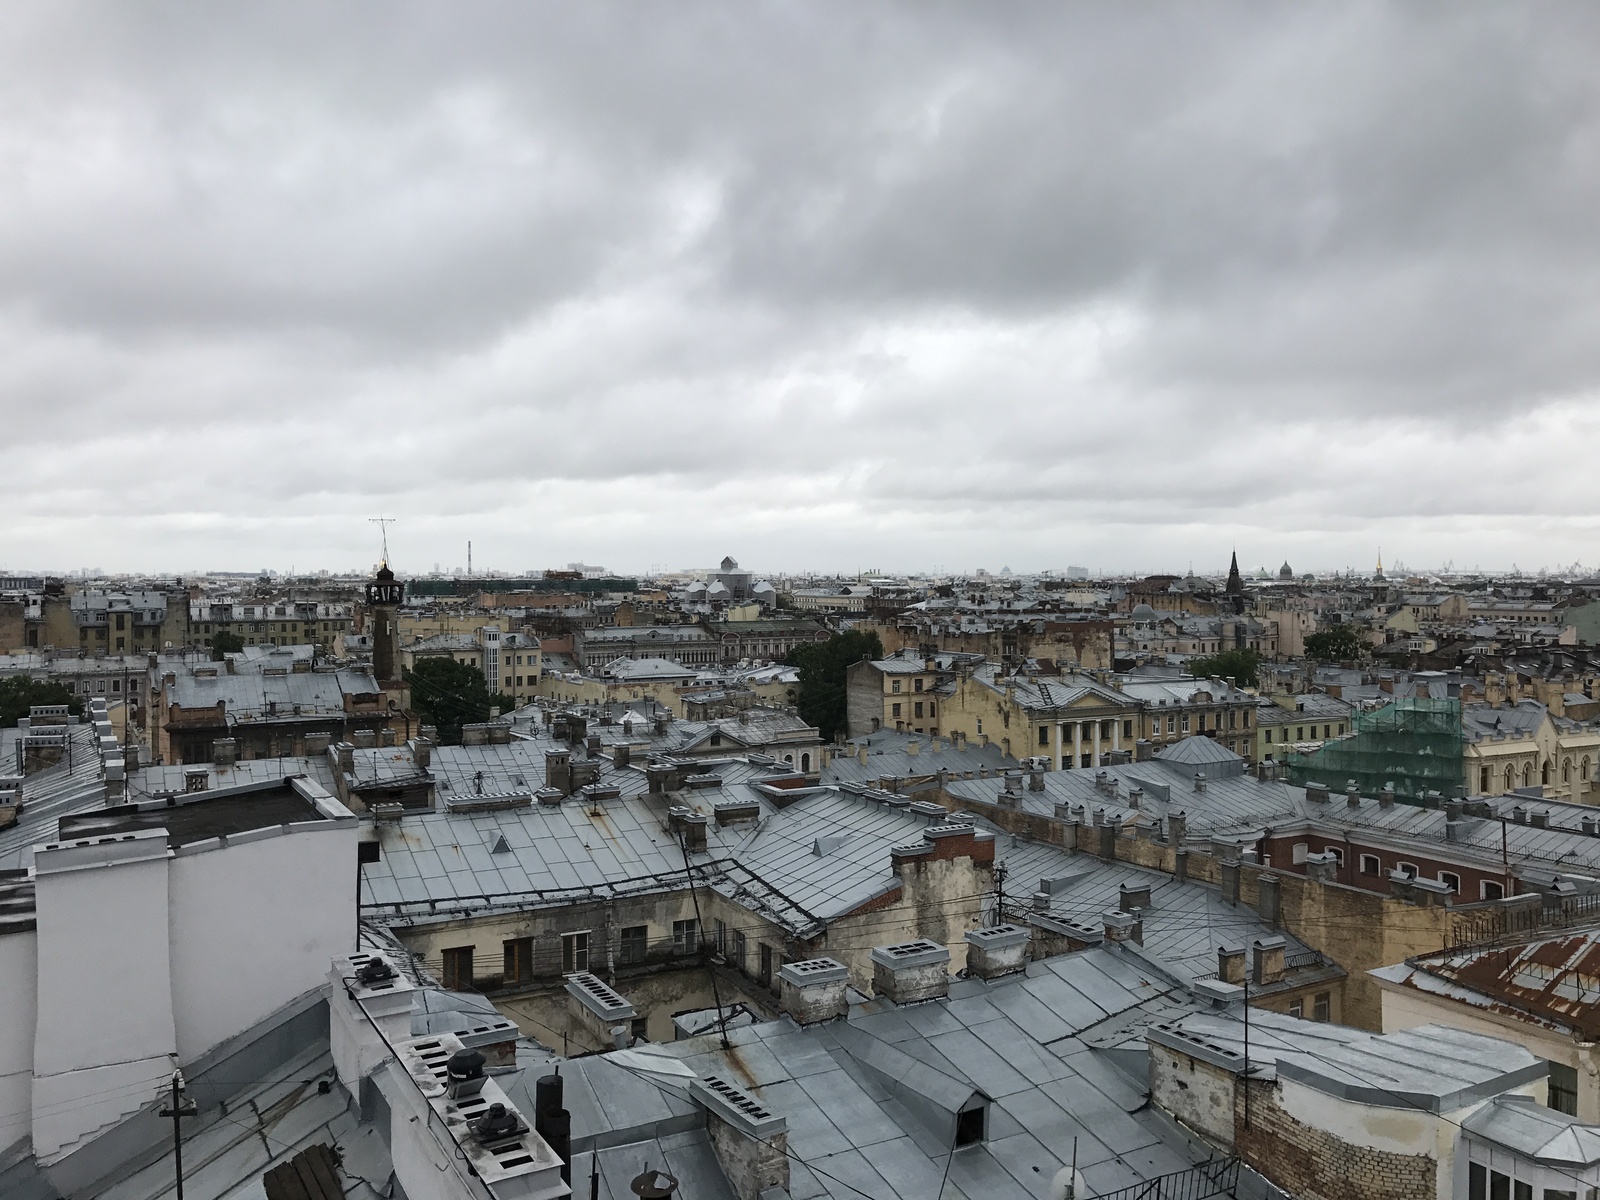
[404,657,516,744]
[210,630,245,660]
[1187,648,1261,689]
[0,677,84,728]
[784,629,883,742]
[1304,623,1369,663]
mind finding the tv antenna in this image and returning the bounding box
[369,516,396,567]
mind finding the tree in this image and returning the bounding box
[210,630,245,660]
[0,677,84,728]
[1188,648,1261,689]
[404,656,514,744]
[784,630,883,742]
[1304,624,1369,662]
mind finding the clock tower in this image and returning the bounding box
[366,564,403,685]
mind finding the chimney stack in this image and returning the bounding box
[963,925,1029,980]
[1252,936,1286,986]
[211,737,237,768]
[1217,944,1246,985]
[778,958,850,1025]
[870,939,951,1005]
[1102,910,1143,945]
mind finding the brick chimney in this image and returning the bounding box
[778,958,849,1024]
[1102,910,1143,945]
[964,925,1029,980]
[1217,944,1247,985]
[870,938,951,1004]
[1252,936,1286,985]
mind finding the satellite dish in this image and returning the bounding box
[1049,1165,1088,1200]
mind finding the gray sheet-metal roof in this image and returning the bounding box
[604,947,1211,1199]
[165,666,380,719]
[1464,1095,1600,1166]
[725,788,964,920]
[0,724,112,871]
[999,838,1328,986]
[1151,1008,1542,1111]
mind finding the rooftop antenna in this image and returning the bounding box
[368,516,395,568]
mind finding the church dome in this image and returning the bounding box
[1130,603,1158,619]
[1278,561,1294,579]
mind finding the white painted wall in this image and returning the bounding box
[31,831,177,1161]
[0,929,37,1156]
[169,823,356,1062]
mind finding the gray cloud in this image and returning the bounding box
[1,2,1599,575]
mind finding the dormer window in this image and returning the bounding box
[955,1097,987,1146]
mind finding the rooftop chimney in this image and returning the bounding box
[963,925,1029,980]
[211,737,237,768]
[1379,782,1395,809]
[1119,881,1153,912]
[870,938,951,1005]
[778,958,850,1025]
[1345,781,1360,808]
[1217,944,1246,985]
[1252,936,1286,986]
[1102,910,1143,945]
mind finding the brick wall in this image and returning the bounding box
[1235,1077,1437,1200]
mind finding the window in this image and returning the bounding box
[954,1102,986,1146]
[1396,862,1418,880]
[442,946,474,991]
[729,929,746,970]
[1288,999,1303,1018]
[1180,715,1190,733]
[1292,843,1309,864]
[914,678,924,693]
[1228,711,1237,730]
[1312,992,1330,1022]
[892,680,902,694]
[1336,724,1345,735]
[1265,730,1273,744]
[759,942,773,985]
[1123,720,1133,738]
[1515,1183,1532,1200]
[1481,766,1491,793]
[562,931,590,974]
[1549,1060,1579,1115]
[1439,872,1461,894]
[1360,854,1380,876]
[1327,848,1344,866]
[619,925,647,964]
[1295,726,1305,741]
[1564,759,1572,783]
[714,918,727,956]
[1241,710,1250,729]
[1166,715,1175,733]
[673,918,699,956]
[1482,880,1505,901]
[1039,726,1050,746]
[892,703,901,718]
[913,702,923,718]
[504,937,533,985]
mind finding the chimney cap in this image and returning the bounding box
[779,957,848,987]
[869,938,950,970]
[965,924,1029,951]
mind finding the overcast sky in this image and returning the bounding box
[4,4,1600,578]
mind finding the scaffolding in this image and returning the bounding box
[1284,697,1464,805]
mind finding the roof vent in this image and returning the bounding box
[356,957,397,987]
[491,834,511,854]
[472,1101,527,1143]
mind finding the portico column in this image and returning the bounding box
[1055,722,1065,771]
[1091,722,1101,768]
[1112,718,1122,753]
[1072,722,1082,769]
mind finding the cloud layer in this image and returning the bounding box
[3,3,1599,576]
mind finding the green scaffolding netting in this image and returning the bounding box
[1283,696,1464,804]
